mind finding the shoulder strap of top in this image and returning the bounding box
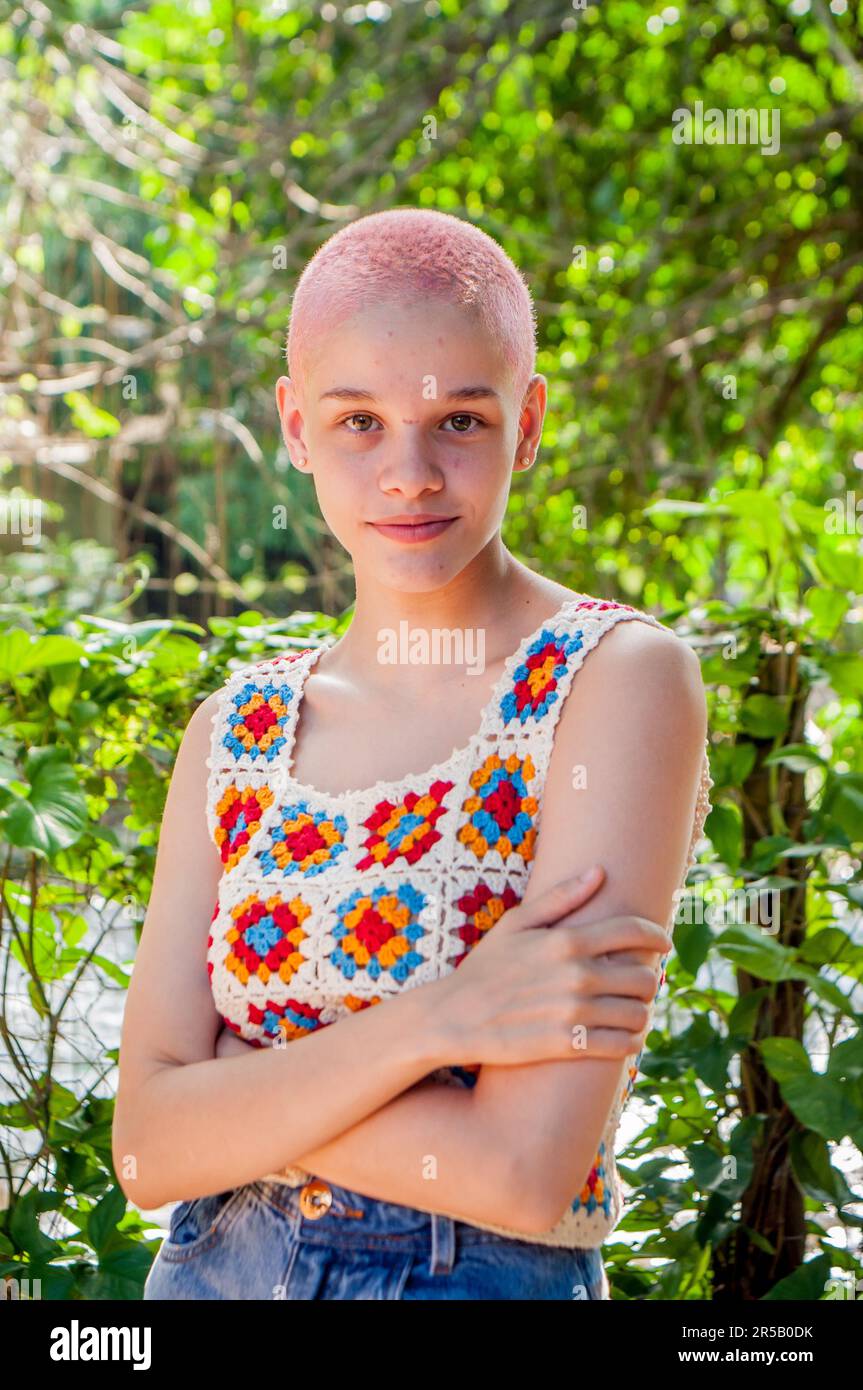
[489,597,713,866]
[207,648,311,765]
[485,597,667,755]
[204,648,315,839]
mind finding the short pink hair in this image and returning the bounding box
[286,207,537,405]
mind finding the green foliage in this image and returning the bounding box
[0,0,861,1301]
[1,0,861,613]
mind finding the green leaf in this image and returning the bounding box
[799,965,858,1017]
[824,776,863,844]
[816,537,863,592]
[827,1032,863,1082]
[806,587,848,639]
[762,744,827,772]
[760,1038,863,1141]
[87,1185,128,1254]
[8,1189,60,1262]
[799,928,863,979]
[715,925,799,981]
[644,1014,733,1092]
[1,747,88,857]
[728,986,771,1039]
[762,1252,833,1301]
[713,742,758,788]
[820,654,863,701]
[686,1143,725,1189]
[0,632,84,681]
[739,694,790,738]
[705,802,742,870]
[790,1131,856,1208]
[64,390,121,438]
[673,913,712,975]
[95,1243,155,1298]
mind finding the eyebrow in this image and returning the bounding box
[318,385,501,403]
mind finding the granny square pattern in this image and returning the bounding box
[256,801,349,878]
[214,782,275,871]
[223,680,294,762]
[356,781,455,871]
[330,881,429,983]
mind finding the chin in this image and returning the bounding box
[354,558,466,593]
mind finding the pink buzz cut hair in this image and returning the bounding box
[285,207,537,406]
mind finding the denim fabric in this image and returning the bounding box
[142,1177,608,1301]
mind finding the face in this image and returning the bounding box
[276,295,546,593]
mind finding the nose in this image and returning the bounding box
[377,432,445,495]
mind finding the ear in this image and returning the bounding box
[275,376,309,468]
[515,373,546,467]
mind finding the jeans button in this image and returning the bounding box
[299,1180,333,1219]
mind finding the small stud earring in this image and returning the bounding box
[520,454,531,466]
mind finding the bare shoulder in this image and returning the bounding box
[176,685,225,759]
[559,609,707,743]
[585,613,703,687]
[189,684,225,729]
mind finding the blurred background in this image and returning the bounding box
[0,0,862,1301]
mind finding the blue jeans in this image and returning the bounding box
[142,1177,608,1300]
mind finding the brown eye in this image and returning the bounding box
[345,413,376,432]
[446,414,480,432]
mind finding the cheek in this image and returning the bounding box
[472,462,518,537]
[448,451,513,507]
[310,465,367,543]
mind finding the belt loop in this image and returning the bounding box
[429,1213,456,1275]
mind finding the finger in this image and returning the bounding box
[568,1026,648,1059]
[499,866,606,934]
[601,946,665,968]
[559,913,673,957]
[579,962,660,1001]
[579,994,655,1029]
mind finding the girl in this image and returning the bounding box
[114,207,712,1300]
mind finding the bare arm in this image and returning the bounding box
[467,621,709,1232]
[113,691,517,1215]
[211,1023,537,1227]
[272,1071,523,1226]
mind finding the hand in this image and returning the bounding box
[432,866,672,1069]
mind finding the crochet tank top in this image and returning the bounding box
[205,594,713,1250]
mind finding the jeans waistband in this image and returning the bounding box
[249,1176,546,1275]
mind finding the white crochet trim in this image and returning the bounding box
[204,596,713,1248]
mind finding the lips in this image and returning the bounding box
[369,517,457,542]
